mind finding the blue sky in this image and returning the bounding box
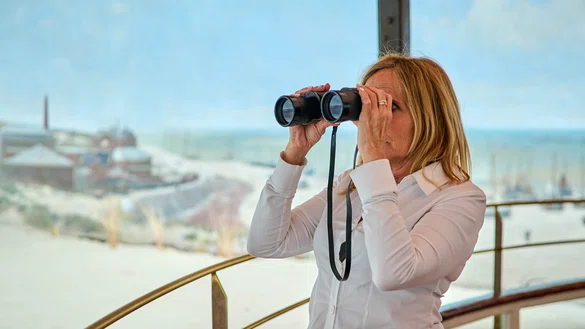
[0,0,584,133]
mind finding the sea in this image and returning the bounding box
[140,128,585,198]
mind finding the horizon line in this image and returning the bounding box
[3,120,585,135]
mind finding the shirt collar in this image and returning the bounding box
[408,161,451,196]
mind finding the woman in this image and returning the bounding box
[247,52,487,329]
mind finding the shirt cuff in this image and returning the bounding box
[349,159,398,201]
[268,152,307,193]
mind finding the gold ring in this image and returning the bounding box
[378,100,388,106]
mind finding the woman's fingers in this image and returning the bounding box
[368,86,392,112]
[357,85,374,120]
[317,119,340,130]
[359,85,394,121]
[311,83,330,92]
[293,83,330,96]
[312,120,338,137]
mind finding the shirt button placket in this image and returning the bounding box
[327,270,341,329]
[325,230,345,329]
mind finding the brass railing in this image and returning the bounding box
[441,277,585,329]
[86,254,254,329]
[86,198,585,329]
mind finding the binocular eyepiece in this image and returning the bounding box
[274,88,362,127]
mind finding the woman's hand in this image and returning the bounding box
[282,83,338,165]
[355,84,394,163]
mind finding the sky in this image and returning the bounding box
[0,0,584,133]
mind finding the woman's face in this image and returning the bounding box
[358,69,415,164]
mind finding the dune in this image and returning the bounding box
[141,145,330,228]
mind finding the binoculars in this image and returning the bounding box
[274,88,362,127]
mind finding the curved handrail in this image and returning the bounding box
[86,198,585,329]
[242,238,585,328]
[486,198,585,207]
[473,238,585,254]
[85,254,255,329]
[242,298,311,329]
[441,278,585,328]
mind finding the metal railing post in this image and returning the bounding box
[211,272,228,329]
[501,310,520,329]
[493,206,503,329]
[378,0,410,55]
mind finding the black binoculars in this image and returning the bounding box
[274,88,362,127]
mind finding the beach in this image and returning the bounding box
[1,144,585,329]
[1,224,584,329]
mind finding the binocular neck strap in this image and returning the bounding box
[326,126,359,281]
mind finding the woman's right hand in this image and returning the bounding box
[282,83,339,165]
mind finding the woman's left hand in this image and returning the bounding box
[355,84,394,163]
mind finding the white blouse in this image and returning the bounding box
[247,154,486,329]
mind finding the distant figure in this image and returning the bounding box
[559,174,572,197]
[247,52,487,329]
[524,229,532,243]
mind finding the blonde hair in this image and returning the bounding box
[343,52,471,193]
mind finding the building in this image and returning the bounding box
[1,144,74,190]
[94,127,137,150]
[0,95,54,160]
[53,129,95,147]
[0,125,55,159]
[56,145,93,165]
[110,146,152,177]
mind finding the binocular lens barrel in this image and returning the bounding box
[274,88,362,126]
[320,88,361,123]
[274,91,323,127]
[274,98,295,125]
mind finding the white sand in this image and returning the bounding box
[0,224,584,329]
[0,183,106,219]
[1,147,584,328]
[141,145,330,228]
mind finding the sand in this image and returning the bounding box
[1,146,584,328]
[0,223,584,329]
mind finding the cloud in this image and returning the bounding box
[419,0,585,52]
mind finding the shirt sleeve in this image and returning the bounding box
[349,159,487,291]
[247,152,345,258]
